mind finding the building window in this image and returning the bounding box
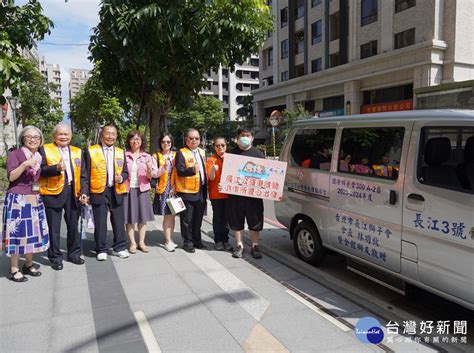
[311,20,322,45]
[394,28,415,49]
[295,31,304,55]
[281,71,289,82]
[295,64,305,77]
[250,58,259,67]
[311,58,322,73]
[312,0,322,7]
[360,40,377,59]
[295,0,305,19]
[222,68,229,78]
[395,0,416,13]
[329,53,340,68]
[361,0,378,26]
[281,7,288,28]
[267,47,273,66]
[281,39,289,59]
[265,76,274,86]
[267,30,273,38]
[330,12,340,41]
[266,0,272,6]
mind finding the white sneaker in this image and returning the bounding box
[97,253,107,261]
[163,242,175,252]
[112,250,129,259]
[171,241,178,249]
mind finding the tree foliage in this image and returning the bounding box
[169,95,225,148]
[17,60,63,140]
[89,0,273,151]
[69,72,131,146]
[0,0,53,103]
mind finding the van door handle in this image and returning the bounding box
[407,193,425,202]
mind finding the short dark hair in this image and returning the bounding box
[237,126,253,136]
[125,130,146,151]
[212,136,226,146]
[158,133,174,152]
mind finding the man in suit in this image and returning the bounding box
[80,124,129,261]
[174,128,207,253]
[39,123,84,270]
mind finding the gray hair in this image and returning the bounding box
[52,122,72,136]
[186,128,200,138]
[19,125,44,147]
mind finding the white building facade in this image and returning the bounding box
[253,0,474,138]
[201,57,260,121]
[40,56,62,106]
[69,69,90,101]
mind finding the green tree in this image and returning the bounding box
[0,0,53,103]
[69,73,131,146]
[89,0,273,152]
[17,61,63,140]
[169,95,225,149]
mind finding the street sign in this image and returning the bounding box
[269,110,281,127]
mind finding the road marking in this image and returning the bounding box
[285,290,351,332]
[243,323,290,353]
[186,250,270,321]
[134,311,162,353]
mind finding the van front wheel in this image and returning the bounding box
[293,221,326,266]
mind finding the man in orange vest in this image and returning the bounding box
[39,123,84,270]
[174,128,207,253]
[80,124,129,261]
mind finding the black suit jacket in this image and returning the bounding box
[175,148,207,202]
[39,145,82,208]
[81,144,129,206]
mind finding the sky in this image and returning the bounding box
[19,0,101,113]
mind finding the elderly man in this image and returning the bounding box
[39,123,84,270]
[173,128,207,253]
[80,124,129,261]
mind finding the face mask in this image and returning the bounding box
[238,136,252,149]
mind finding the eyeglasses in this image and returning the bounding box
[188,137,200,141]
[24,135,41,141]
[215,144,226,148]
[130,138,142,141]
[161,140,171,144]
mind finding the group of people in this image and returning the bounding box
[2,123,266,283]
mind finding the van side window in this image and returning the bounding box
[418,127,474,194]
[290,128,336,170]
[338,127,404,180]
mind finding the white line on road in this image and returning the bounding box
[285,290,351,332]
[134,311,162,353]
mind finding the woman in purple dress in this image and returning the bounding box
[2,126,49,282]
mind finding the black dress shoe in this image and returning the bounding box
[23,264,42,276]
[194,243,207,250]
[68,257,85,265]
[183,246,195,253]
[51,262,63,271]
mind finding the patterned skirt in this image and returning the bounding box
[2,193,49,255]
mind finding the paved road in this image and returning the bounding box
[0,202,470,353]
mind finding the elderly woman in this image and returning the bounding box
[124,130,158,253]
[2,126,49,282]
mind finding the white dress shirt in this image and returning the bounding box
[191,149,205,185]
[129,159,139,188]
[58,146,72,183]
[102,145,114,187]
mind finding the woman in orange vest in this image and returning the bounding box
[206,137,233,252]
[152,133,177,252]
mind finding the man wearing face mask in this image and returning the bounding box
[228,127,265,259]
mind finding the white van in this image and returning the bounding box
[276,110,474,309]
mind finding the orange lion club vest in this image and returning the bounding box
[174,147,206,194]
[39,143,82,197]
[88,144,126,194]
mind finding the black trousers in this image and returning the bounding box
[45,185,81,263]
[92,187,127,253]
[180,199,206,247]
[211,199,229,243]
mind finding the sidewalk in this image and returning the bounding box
[0,205,436,353]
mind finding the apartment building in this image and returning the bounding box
[69,68,90,100]
[201,57,260,121]
[254,0,474,137]
[40,56,62,106]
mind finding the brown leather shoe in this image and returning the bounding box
[129,243,137,254]
[138,243,149,253]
